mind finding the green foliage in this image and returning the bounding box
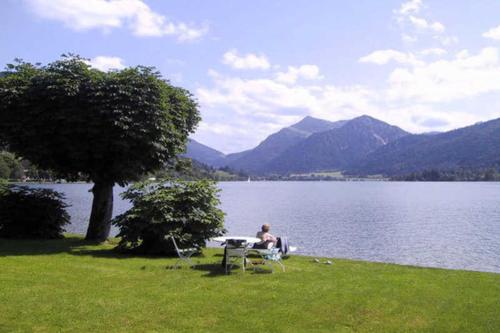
[152,158,248,181]
[0,158,9,180]
[0,185,70,239]
[0,179,7,194]
[0,55,200,184]
[22,159,52,181]
[0,151,23,180]
[392,168,500,181]
[113,180,225,254]
[0,54,200,240]
[0,152,57,181]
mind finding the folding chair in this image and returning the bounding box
[224,239,249,274]
[166,235,200,269]
[249,247,286,272]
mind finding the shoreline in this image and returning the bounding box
[53,234,497,275]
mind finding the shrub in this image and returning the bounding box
[0,158,9,180]
[0,179,7,195]
[0,185,70,239]
[113,180,226,254]
[0,151,23,180]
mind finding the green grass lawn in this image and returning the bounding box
[0,236,499,332]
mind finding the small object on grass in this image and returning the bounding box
[313,258,320,263]
[325,260,332,265]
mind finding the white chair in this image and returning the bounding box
[224,239,249,274]
[249,246,286,272]
[166,235,200,269]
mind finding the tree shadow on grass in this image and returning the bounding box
[1,237,281,278]
[0,236,156,260]
[0,236,209,263]
[193,262,263,277]
[70,248,171,260]
[191,261,275,277]
[191,263,228,277]
[0,236,99,257]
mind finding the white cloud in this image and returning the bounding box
[390,106,480,133]
[408,15,445,33]
[25,0,208,41]
[198,72,319,113]
[394,0,455,46]
[401,34,418,43]
[420,48,447,56]
[196,44,500,152]
[222,49,271,70]
[359,49,424,66]
[434,35,459,46]
[86,56,126,71]
[196,65,383,151]
[483,25,500,40]
[275,65,323,84]
[387,47,500,102]
[455,49,469,59]
[396,0,422,15]
[192,2,498,152]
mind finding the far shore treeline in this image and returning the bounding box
[0,151,249,183]
[2,149,498,182]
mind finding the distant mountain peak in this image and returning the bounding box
[301,115,323,122]
[349,115,381,124]
[345,115,409,135]
[291,115,346,133]
[291,115,326,127]
[264,115,409,174]
[184,139,226,167]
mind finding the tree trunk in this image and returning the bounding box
[85,181,114,242]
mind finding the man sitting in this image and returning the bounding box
[254,224,278,249]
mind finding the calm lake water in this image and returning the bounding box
[28,182,500,273]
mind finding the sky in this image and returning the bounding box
[2,0,500,153]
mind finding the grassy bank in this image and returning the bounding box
[0,236,499,332]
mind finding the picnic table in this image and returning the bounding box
[212,236,261,244]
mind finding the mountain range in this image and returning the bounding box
[349,117,500,175]
[224,116,346,173]
[184,139,226,167]
[185,115,500,176]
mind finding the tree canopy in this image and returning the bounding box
[0,55,200,240]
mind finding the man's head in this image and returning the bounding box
[261,224,270,232]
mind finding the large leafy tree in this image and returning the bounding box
[0,55,200,241]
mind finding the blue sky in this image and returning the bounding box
[2,0,500,153]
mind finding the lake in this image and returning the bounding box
[27,182,500,273]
